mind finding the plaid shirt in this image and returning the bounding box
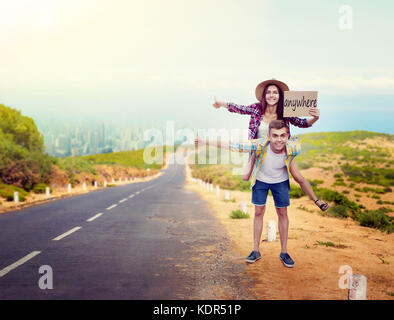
[227,102,310,139]
[229,136,301,189]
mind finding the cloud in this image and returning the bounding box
[288,73,394,95]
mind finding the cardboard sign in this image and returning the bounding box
[283,91,318,117]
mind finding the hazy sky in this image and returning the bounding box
[1,0,393,134]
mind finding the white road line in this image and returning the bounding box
[135,191,140,195]
[119,198,127,203]
[86,213,103,222]
[52,226,82,241]
[0,251,41,278]
[106,204,117,210]
[128,195,135,199]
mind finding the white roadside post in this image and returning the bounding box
[45,187,50,199]
[14,192,19,203]
[94,181,98,188]
[104,181,107,188]
[240,202,247,213]
[68,184,72,194]
[267,220,277,242]
[82,182,86,191]
[112,178,115,183]
[224,191,230,201]
[348,274,367,300]
[216,185,220,197]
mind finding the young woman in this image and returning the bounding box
[213,79,328,211]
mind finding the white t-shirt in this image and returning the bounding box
[257,121,269,139]
[256,144,289,183]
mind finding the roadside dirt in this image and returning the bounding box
[185,165,394,300]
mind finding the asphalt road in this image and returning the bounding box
[0,159,254,300]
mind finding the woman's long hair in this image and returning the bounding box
[260,83,284,119]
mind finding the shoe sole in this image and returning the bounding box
[246,256,261,263]
[279,257,294,268]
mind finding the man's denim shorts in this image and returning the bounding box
[252,179,290,208]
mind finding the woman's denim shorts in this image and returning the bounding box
[252,179,290,208]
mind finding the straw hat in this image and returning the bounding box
[255,79,289,102]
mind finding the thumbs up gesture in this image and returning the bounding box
[213,96,226,109]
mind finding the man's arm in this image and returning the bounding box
[195,135,266,153]
[289,158,318,202]
[195,134,228,149]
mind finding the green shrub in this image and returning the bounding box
[328,205,349,218]
[315,240,348,248]
[298,162,313,170]
[0,104,55,189]
[309,179,323,187]
[316,240,335,247]
[377,200,394,205]
[32,183,52,194]
[378,207,393,213]
[341,163,394,187]
[359,210,394,233]
[0,183,28,201]
[315,187,361,215]
[333,180,347,187]
[289,184,304,198]
[230,209,250,219]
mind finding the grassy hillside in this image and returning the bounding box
[190,131,394,233]
[76,147,167,169]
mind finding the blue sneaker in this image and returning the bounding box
[245,250,261,263]
[279,253,294,268]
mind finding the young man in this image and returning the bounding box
[195,120,328,267]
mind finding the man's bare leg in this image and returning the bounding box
[254,205,265,251]
[275,207,289,253]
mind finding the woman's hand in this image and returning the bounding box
[213,96,227,109]
[308,107,320,119]
[307,107,320,126]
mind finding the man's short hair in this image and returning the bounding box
[269,120,288,134]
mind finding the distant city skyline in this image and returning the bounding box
[36,118,194,157]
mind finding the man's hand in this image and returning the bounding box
[195,132,227,150]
